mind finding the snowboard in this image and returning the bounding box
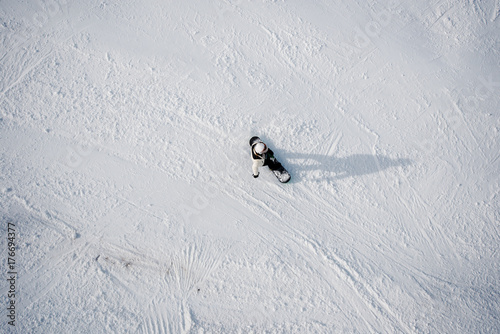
[249,136,291,183]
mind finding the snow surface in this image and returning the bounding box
[1,0,499,333]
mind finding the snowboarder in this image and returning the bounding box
[249,136,290,183]
[250,138,274,178]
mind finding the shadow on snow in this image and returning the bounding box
[279,152,412,183]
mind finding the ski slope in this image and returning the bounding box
[1,0,499,332]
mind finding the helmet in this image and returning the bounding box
[254,142,268,154]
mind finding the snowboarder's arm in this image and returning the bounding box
[252,159,263,177]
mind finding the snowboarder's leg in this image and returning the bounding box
[266,157,282,171]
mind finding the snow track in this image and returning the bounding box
[1,0,499,332]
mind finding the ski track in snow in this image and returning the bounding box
[1,0,499,333]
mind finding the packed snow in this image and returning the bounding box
[1,0,499,333]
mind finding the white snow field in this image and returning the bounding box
[1,0,499,333]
